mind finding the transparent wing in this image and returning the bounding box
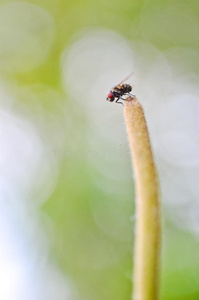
[117,72,134,87]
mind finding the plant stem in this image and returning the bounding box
[124,97,161,300]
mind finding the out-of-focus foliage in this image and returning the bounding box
[0,0,199,299]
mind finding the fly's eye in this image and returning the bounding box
[107,92,113,98]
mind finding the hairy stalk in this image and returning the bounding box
[124,97,161,300]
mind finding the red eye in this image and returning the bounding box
[107,92,113,98]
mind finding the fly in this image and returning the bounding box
[106,72,134,105]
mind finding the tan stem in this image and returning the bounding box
[124,97,161,300]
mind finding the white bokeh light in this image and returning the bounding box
[62,30,135,183]
[62,29,134,107]
[62,27,199,237]
[154,93,199,167]
[0,84,70,300]
[0,2,55,72]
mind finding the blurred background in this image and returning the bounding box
[0,0,199,299]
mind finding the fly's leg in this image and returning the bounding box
[115,96,134,105]
[121,97,132,102]
[128,93,136,98]
[115,98,124,106]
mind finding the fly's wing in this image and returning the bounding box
[117,72,134,87]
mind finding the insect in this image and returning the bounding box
[106,72,134,105]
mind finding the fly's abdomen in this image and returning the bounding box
[122,84,132,93]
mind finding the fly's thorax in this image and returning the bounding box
[113,89,123,98]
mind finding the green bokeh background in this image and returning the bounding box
[1,0,199,299]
